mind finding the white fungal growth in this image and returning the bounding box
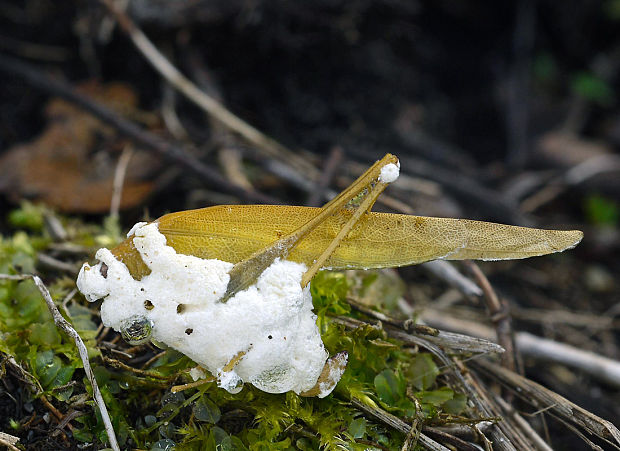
[76,222,333,396]
[379,162,400,183]
[318,351,348,398]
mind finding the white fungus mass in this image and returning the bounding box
[76,222,338,397]
[378,162,400,183]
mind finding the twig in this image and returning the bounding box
[346,297,439,336]
[161,83,189,140]
[306,146,344,206]
[5,356,74,440]
[495,395,553,451]
[102,356,172,380]
[142,350,167,369]
[43,212,68,242]
[421,260,483,298]
[389,327,505,356]
[516,331,620,388]
[341,299,503,354]
[53,409,87,435]
[520,153,620,213]
[350,398,451,451]
[0,54,278,205]
[110,145,134,218]
[422,427,482,451]
[344,314,517,449]
[219,148,253,191]
[0,274,120,451]
[420,309,620,389]
[98,0,318,181]
[464,261,519,374]
[36,253,79,273]
[170,377,216,393]
[453,359,529,451]
[40,393,74,432]
[0,432,20,451]
[402,389,422,451]
[473,359,620,449]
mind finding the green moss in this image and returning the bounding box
[0,206,467,450]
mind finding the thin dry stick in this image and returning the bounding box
[218,148,254,191]
[102,356,172,380]
[109,146,134,218]
[0,274,120,451]
[5,357,74,440]
[350,398,451,451]
[495,395,553,451]
[520,153,620,213]
[0,432,20,451]
[171,377,216,393]
[40,394,74,431]
[161,83,189,141]
[342,299,504,355]
[421,260,483,298]
[464,260,519,374]
[98,0,318,180]
[337,313,515,450]
[421,309,620,388]
[346,297,439,336]
[473,358,620,449]
[306,146,344,207]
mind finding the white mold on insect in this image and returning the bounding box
[76,222,332,396]
[378,162,400,184]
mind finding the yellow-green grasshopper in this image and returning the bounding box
[79,154,582,396]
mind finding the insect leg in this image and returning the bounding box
[300,172,393,287]
[220,154,399,301]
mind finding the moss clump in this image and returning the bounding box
[0,204,466,450]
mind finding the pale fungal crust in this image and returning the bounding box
[318,351,348,398]
[76,222,333,396]
[378,162,400,183]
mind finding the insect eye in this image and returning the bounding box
[120,315,153,345]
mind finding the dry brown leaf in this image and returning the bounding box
[0,80,159,213]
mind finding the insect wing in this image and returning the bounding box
[156,205,470,269]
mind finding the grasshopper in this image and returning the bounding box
[78,154,582,396]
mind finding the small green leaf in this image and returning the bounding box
[348,418,367,439]
[211,426,231,449]
[584,194,619,226]
[374,369,405,406]
[408,354,439,391]
[443,393,467,414]
[29,321,61,347]
[193,395,221,423]
[67,302,99,332]
[73,428,94,442]
[229,436,248,451]
[34,350,62,388]
[8,202,45,231]
[417,387,454,406]
[571,72,615,106]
